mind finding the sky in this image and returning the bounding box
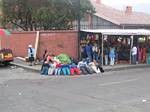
[101,0,150,14]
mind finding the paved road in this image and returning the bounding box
[0,66,150,112]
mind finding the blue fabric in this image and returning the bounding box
[55,68,62,75]
[146,53,150,64]
[93,53,98,62]
[131,55,137,64]
[61,64,69,68]
[85,45,92,53]
[99,55,102,64]
[62,67,70,76]
[105,48,109,55]
[41,66,49,75]
[69,64,77,68]
[110,57,115,65]
[85,44,92,60]
[87,52,92,61]
[109,48,115,58]
[105,55,108,65]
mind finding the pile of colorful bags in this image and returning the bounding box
[41,53,104,76]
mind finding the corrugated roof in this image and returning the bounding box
[82,29,150,35]
[91,1,150,25]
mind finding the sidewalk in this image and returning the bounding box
[11,57,150,73]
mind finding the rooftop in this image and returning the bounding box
[91,0,150,25]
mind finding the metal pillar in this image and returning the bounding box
[130,35,134,64]
[101,34,104,66]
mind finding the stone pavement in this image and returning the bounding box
[11,57,150,73]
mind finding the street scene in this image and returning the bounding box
[0,0,150,111]
[0,66,150,112]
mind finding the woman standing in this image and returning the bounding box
[104,46,109,65]
[142,45,146,63]
[109,46,115,66]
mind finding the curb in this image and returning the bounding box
[11,62,150,73]
[11,62,40,73]
[105,64,150,72]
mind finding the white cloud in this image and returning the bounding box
[102,0,150,5]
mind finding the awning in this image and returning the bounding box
[81,29,150,36]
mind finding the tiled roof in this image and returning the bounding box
[91,1,150,25]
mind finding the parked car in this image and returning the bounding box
[0,48,13,65]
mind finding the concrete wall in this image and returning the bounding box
[1,30,78,59]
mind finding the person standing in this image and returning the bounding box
[92,43,98,62]
[85,43,92,61]
[131,45,137,64]
[81,46,86,60]
[104,46,109,65]
[98,47,102,65]
[146,45,150,64]
[28,45,35,66]
[142,45,146,63]
[109,46,115,66]
[137,46,142,63]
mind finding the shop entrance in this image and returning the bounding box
[80,29,150,66]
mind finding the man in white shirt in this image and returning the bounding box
[131,45,137,64]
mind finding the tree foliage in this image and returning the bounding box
[1,0,95,31]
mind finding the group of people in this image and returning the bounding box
[81,42,150,66]
[27,44,104,76]
[81,42,116,66]
[27,42,150,76]
[131,45,150,64]
[40,50,104,76]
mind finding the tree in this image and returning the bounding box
[1,0,95,31]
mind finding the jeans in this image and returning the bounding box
[41,66,49,75]
[105,55,108,65]
[54,68,62,75]
[93,53,98,62]
[146,53,150,64]
[110,57,115,66]
[99,56,102,64]
[131,55,137,64]
[62,67,70,76]
[87,52,92,61]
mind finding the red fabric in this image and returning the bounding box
[70,68,75,75]
[70,68,81,75]
[74,68,81,75]
[0,29,5,36]
[44,55,53,63]
[142,48,146,63]
[46,56,52,61]
[56,64,62,68]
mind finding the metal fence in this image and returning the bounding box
[72,24,121,30]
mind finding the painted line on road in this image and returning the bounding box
[99,78,139,87]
